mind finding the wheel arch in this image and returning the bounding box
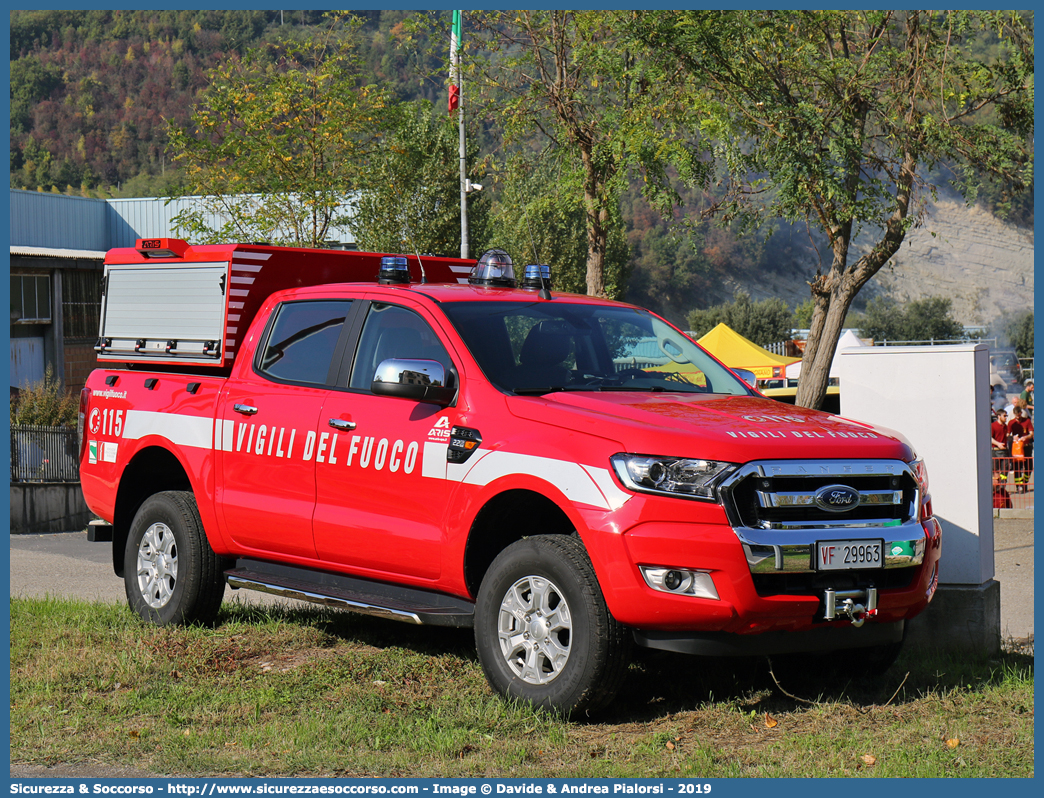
[462,487,578,598]
[112,446,193,577]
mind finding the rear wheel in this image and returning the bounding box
[475,535,631,716]
[124,491,226,626]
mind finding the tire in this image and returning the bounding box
[124,491,226,626]
[474,535,631,716]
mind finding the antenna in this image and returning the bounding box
[399,204,428,284]
[525,207,541,265]
[539,274,552,301]
[525,207,552,300]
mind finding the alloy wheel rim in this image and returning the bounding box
[497,575,572,685]
[136,522,178,609]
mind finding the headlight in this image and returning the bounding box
[910,458,932,521]
[910,458,929,496]
[610,453,737,500]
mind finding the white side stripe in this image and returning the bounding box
[422,441,448,479]
[220,419,235,452]
[121,411,631,512]
[123,410,213,450]
[580,464,632,512]
[457,450,624,511]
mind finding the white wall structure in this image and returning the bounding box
[839,343,999,652]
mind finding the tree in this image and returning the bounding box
[850,296,964,344]
[992,309,1034,360]
[794,299,816,329]
[463,10,703,299]
[347,100,490,257]
[686,292,795,347]
[166,14,389,247]
[486,152,630,296]
[9,57,63,135]
[627,10,1033,408]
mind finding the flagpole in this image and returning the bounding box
[453,10,468,259]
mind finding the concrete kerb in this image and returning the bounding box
[997,508,1035,519]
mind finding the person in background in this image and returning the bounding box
[992,408,1009,455]
[1007,404,1034,493]
[989,407,1006,501]
[991,408,1011,503]
[1019,379,1033,419]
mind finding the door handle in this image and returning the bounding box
[329,418,357,431]
[233,403,258,415]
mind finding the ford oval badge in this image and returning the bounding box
[815,484,860,512]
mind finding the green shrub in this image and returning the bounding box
[10,365,78,427]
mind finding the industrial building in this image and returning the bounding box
[9,189,357,395]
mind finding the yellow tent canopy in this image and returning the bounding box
[697,323,799,380]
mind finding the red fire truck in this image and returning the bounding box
[78,239,941,714]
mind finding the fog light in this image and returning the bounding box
[639,567,719,600]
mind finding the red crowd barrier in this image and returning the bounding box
[992,454,1034,509]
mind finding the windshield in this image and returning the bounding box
[441,300,752,397]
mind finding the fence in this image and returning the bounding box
[10,424,80,482]
[1020,357,1033,382]
[992,453,1034,511]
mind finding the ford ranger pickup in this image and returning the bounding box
[79,239,942,714]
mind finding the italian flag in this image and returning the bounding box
[448,10,462,113]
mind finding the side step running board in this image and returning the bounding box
[224,558,475,628]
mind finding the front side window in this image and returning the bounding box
[441,301,753,397]
[258,300,352,384]
[349,303,453,391]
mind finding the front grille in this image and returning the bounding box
[718,460,927,581]
[722,461,918,530]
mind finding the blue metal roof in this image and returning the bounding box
[9,189,357,252]
[9,190,108,251]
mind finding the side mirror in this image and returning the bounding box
[371,358,456,406]
[733,369,757,390]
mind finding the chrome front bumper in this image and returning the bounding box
[736,520,927,574]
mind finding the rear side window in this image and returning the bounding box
[258,300,352,385]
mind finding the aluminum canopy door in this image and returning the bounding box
[98,262,229,365]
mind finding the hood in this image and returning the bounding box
[506,391,915,463]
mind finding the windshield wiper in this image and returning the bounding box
[512,386,569,396]
[513,384,671,395]
[593,385,666,392]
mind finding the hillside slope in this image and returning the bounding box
[694,199,1033,329]
[871,199,1034,327]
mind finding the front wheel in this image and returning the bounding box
[124,491,226,626]
[474,535,631,716]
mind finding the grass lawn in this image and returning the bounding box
[9,596,1034,778]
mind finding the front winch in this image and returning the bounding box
[824,586,878,627]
